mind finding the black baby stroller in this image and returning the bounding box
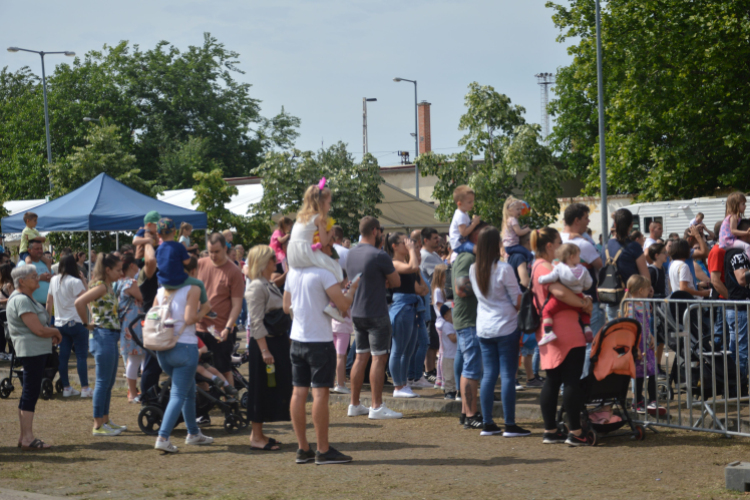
[0,323,62,400]
[129,315,248,436]
[231,344,250,411]
[557,318,647,444]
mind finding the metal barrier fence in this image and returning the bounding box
[618,297,750,438]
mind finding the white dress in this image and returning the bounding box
[287,214,343,282]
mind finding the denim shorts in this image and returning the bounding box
[520,333,538,357]
[290,340,336,388]
[353,315,392,356]
[457,327,482,380]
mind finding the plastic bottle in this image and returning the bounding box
[266,364,276,388]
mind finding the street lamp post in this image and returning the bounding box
[393,77,419,199]
[362,98,377,155]
[594,1,608,243]
[7,46,75,193]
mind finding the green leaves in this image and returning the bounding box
[253,143,384,238]
[416,83,562,228]
[548,0,750,201]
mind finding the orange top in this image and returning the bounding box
[532,259,587,371]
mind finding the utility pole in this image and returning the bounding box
[535,72,555,140]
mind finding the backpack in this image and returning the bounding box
[142,292,186,351]
[598,247,625,305]
[518,262,550,333]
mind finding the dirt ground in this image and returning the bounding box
[1,386,749,500]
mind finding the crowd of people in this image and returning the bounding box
[4,182,750,459]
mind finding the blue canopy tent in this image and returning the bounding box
[1,173,207,275]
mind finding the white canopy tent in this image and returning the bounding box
[157,181,445,232]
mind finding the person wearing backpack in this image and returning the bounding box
[604,209,651,322]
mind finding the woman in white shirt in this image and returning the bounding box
[469,226,530,438]
[668,239,709,299]
[152,275,213,453]
[46,255,91,398]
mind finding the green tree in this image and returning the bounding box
[158,136,221,189]
[253,143,384,237]
[417,83,564,227]
[547,0,750,200]
[50,120,157,199]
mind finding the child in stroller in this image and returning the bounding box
[197,337,238,397]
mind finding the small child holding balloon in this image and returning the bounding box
[502,196,534,264]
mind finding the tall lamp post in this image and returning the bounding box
[362,98,377,155]
[7,46,76,193]
[594,1,608,242]
[393,77,419,199]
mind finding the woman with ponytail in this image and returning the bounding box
[75,253,126,437]
[530,227,594,446]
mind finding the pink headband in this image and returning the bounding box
[318,177,327,191]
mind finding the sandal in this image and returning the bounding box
[267,438,282,446]
[21,438,51,451]
[250,440,280,451]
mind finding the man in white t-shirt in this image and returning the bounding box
[284,242,359,465]
[561,203,605,376]
[643,221,663,252]
[331,225,349,272]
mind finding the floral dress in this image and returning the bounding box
[114,278,144,357]
[90,280,120,331]
[623,301,655,378]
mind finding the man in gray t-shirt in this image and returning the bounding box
[344,217,401,420]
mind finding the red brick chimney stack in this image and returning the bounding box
[418,101,431,155]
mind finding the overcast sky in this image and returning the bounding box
[3,0,575,167]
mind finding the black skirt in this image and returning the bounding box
[247,335,292,423]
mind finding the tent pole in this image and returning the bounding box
[88,231,92,282]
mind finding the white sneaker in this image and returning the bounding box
[155,439,178,453]
[80,387,93,398]
[393,387,419,398]
[515,383,525,391]
[93,426,122,437]
[332,385,351,394]
[411,377,433,389]
[63,387,81,397]
[185,433,214,445]
[347,404,370,417]
[369,405,403,420]
[323,304,347,323]
[538,331,557,346]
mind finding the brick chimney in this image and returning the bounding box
[418,101,431,155]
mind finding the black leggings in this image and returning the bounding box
[19,354,48,412]
[635,376,656,405]
[540,346,586,432]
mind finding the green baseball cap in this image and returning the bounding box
[144,211,161,224]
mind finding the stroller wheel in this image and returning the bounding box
[224,413,242,434]
[586,428,598,446]
[0,377,13,399]
[633,424,646,441]
[138,406,164,436]
[657,382,669,401]
[239,389,249,410]
[40,378,54,400]
[55,379,63,394]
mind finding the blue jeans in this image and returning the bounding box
[389,300,419,387]
[456,327,482,380]
[479,330,521,425]
[157,343,200,438]
[606,304,619,323]
[408,312,430,380]
[582,303,605,378]
[714,306,726,348]
[91,328,119,419]
[727,308,749,378]
[454,241,474,255]
[505,245,533,265]
[532,347,540,377]
[58,322,89,388]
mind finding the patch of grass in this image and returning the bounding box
[0,465,42,481]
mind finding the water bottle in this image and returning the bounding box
[266,364,276,388]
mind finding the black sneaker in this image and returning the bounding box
[315,446,353,465]
[543,430,567,444]
[503,424,531,437]
[463,414,483,429]
[657,367,667,380]
[444,391,457,400]
[480,422,503,436]
[565,432,593,447]
[459,413,466,425]
[424,370,437,384]
[296,448,316,464]
[196,415,211,426]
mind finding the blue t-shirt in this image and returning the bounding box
[507,253,528,288]
[607,238,644,285]
[156,241,190,286]
[18,260,50,305]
